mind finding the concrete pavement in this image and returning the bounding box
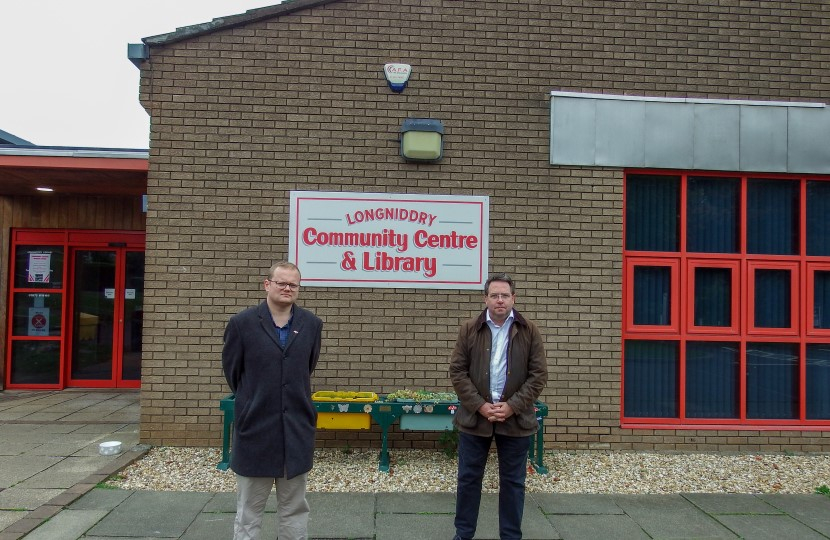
[1,390,830,539]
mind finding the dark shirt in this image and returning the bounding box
[275,310,293,349]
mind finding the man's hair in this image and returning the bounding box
[484,272,515,295]
[269,261,301,280]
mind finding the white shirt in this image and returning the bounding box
[486,310,514,402]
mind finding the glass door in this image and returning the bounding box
[69,250,116,385]
[68,248,142,388]
[120,251,144,384]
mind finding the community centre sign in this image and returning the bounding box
[289,191,489,289]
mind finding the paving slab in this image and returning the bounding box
[612,494,738,539]
[548,514,650,540]
[460,494,561,540]
[18,457,109,489]
[375,512,454,540]
[30,424,82,435]
[533,493,625,515]
[179,512,235,540]
[24,442,96,457]
[0,511,25,531]
[0,488,63,511]
[22,509,108,540]
[758,494,830,536]
[0,456,61,489]
[682,493,783,515]
[375,491,455,513]
[307,492,376,539]
[85,491,212,538]
[714,513,828,540]
[0,444,29,457]
[68,488,133,511]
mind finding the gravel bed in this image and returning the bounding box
[109,447,830,495]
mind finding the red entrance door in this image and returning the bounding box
[4,230,144,389]
[67,248,144,388]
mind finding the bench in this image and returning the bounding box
[218,394,549,473]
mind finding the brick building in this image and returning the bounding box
[131,0,830,451]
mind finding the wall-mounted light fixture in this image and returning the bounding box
[400,118,444,162]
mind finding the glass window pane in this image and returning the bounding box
[687,177,739,253]
[71,251,116,381]
[686,342,739,418]
[746,343,798,419]
[814,270,830,329]
[754,269,791,328]
[10,340,60,385]
[694,268,731,327]
[807,181,830,256]
[747,179,799,255]
[14,246,64,289]
[626,175,680,252]
[122,251,145,381]
[806,344,830,419]
[633,266,671,325]
[624,340,678,418]
[12,293,63,337]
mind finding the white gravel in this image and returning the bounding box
[109,447,830,495]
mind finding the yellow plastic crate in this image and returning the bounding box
[316,412,371,430]
[312,391,378,402]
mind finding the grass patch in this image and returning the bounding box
[816,485,830,498]
[96,474,125,489]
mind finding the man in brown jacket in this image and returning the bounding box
[449,273,547,540]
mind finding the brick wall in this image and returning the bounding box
[137,0,830,451]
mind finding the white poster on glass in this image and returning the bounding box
[28,253,51,283]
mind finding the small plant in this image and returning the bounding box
[340,442,353,455]
[385,389,457,402]
[816,485,830,498]
[96,474,124,489]
[438,428,459,458]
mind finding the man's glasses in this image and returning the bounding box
[487,293,513,300]
[268,280,299,290]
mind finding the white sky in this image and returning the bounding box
[0,1,280,149]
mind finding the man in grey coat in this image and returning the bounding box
[223,261,323,540]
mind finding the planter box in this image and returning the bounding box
[317,412,371,430]
[399,414,454,431]
[312,391,378,402]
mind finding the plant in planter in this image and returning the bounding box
[385,389,457,402]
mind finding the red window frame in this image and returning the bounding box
[746,261,800,336]
[806,263,830,336]
[624,257,680,334]
[622,171,830,430]
[686,259,740,335]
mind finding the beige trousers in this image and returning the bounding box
[233,473,310,540]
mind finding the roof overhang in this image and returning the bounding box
[0,146,148,196]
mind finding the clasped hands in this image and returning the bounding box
[479,401,514,423]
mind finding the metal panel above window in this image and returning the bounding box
[551,92,830,174]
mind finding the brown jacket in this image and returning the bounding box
[449,309,548,437]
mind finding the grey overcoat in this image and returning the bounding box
[222,301,322,479]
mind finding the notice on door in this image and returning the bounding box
[28,307,49,336]
[27,253,51,283]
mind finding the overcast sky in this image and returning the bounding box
[0,1,280,149]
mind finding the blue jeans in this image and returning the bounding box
[454,431,531,540]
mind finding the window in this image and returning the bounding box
[623,172,830,428]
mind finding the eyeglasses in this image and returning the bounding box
[268,280,299,290]
[487,293,513,300]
